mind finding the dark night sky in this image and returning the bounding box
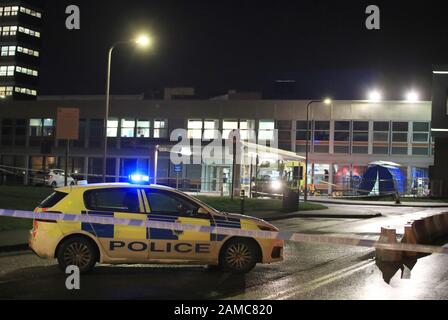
[36,0,448,100]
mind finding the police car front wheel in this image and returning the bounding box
[220,238,259,274]
[57,237,97,273]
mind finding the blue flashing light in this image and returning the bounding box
[129,173,150,184]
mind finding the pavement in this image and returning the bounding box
[248,204,382,221]
[307,196,448,208]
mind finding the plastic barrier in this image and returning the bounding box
[1,208,448,256]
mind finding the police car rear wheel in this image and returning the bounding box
[57,237,97,273]
[220,239,257,274]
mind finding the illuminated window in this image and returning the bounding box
[121,119,135,138]
[16,66,38,77]
[2,26,18,36]
[29,119,54,137]
[18,26,40,38]
[239,120,255,140]
[153,119,167,138]
[17,46,39,57]
[258,120,275,141]
[43,119,54,136]
[0,66,15,77]
[107,119,119,137]
[0,86,13,96]
[187,120,203,139]
[136,120,150,138]
[223,120,238,139]
[29,119,42,136]
[19,6,42,18]
[15,87,37,96]
[203,120,219,140]
[11,6,18,15]
[0,46,15,56]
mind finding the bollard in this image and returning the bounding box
[401,224,418,258]
[412,219,429,244]
[394,192,401,204]
[423,216,437,242]
[433,214,444,239]
[240,189,245,214]
[441,213,448,235]
[376,227,402,262]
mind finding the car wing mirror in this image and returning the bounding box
[197,207,209,215]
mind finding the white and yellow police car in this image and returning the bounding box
[29,183,284,274]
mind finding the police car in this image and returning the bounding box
[29,183,284,274]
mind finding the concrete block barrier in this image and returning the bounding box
[402,212,448,248]
[441,213,448,233]
[433,214,445,238]
[401,224,418,258]
[376,227,402,262]
[423,216,437,242]
[411,219,430,244]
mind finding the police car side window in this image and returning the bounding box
[145,190,200,216]
[84,188,141,213]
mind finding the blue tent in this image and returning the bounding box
[358,162,405,195]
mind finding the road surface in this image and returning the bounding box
[0,204,447,299]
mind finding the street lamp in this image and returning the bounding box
[102,34,152,182]
[405,90,420,103]
[367,89,382,102]
[304,98,332,202]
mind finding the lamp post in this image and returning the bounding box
[102,35,152,183]
[304,98,331,202]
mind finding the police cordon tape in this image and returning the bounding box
[1,208,448,255]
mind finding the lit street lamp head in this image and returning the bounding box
[323,98,332,105]
[135,35,151,47]
[405,90,419,102]
[368,89,382,102]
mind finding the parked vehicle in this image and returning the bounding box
[32,169,76,188]
[29,183,284,274]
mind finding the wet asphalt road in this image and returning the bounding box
[0,204,448,300]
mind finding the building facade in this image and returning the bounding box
[430,66,448,197]
[0,96,434,196]
[0,0,42,100]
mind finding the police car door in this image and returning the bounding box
[83,187,148,261]
[143,188,215,262]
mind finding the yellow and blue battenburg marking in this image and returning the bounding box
[80,210,243,242]
[211,216,241,241]
[148,213,179,240]
[81,211,114,238]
